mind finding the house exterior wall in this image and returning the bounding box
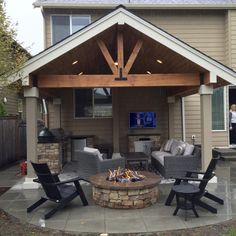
[48,87,169,153]
[5,91,18,115]
[43,7,234,147]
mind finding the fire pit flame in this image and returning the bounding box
[107,167,145,183]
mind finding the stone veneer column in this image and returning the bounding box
[167,96,176,139]
[23,87,39,189]
[199,85,213,170]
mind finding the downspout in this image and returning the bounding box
[181,97,186,142]
[42,99,48,128]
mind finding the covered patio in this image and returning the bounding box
[0,159,233,234]
[8,6,236,186]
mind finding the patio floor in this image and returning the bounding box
[0,160,235,234]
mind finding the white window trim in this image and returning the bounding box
[73,88,112,119]
[50,14,91,46]
[212,86,226,132]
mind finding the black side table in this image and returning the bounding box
[172,183,200,220]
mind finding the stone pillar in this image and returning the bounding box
[199,85,213,170]
[167,96,176,139]
[24,87,39,189]
[112,88,120,153]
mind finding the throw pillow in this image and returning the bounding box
[83,147,103,161]
[171,145,184,156]
[163,139,174,152]
[183,143,194,156]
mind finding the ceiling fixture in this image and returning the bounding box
[78,72,83,76]
[146,71,152,75]
[72,60,78,65]
[114,62,118,66]
[156,59,163,64]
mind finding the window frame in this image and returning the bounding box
[212,86,226,132]
[73,88,113,119]
[51,14,91,45]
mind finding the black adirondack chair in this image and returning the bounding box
[165,156,224,214]
[27,162,89,219]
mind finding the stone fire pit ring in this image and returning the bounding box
[90,171,161,209]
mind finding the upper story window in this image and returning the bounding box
[212,87,225,131]
[52,15,91,44]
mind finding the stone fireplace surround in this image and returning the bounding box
[90,171,161,209]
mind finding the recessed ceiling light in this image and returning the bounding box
[78,72,83,76]
[146,71,152,75]
[72,60,78,65]
[156,59,163,64]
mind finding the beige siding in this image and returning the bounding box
[118,88,168,152]
[48,89,113,146]
[134,10,226,63]
[184,93,228,147]
[44,9,226,64]
[227,10,236,70]
[48,88,169,153]
[4,89,19,115]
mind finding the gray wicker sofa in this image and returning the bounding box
[73,149,125,180]
[151,139,201,178]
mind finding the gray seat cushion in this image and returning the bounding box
[151,151,173,166]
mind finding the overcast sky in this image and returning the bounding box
[5,0,44,55]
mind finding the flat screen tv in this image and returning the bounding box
[129,112,156,128]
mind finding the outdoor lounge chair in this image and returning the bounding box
[27,162,88,219]
[165,156,224,214]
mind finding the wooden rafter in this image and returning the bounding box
[97,39,118,75]
[37,73,200,88]
[117,26,124,69]
[124,39,143,74]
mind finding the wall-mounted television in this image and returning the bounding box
[129,112,157,129]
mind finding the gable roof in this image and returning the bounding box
[11,5,236,85]
[33,0,236,9]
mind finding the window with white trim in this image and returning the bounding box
[212,87,225,130]
[52,15,90,44]
[74,88,112,118]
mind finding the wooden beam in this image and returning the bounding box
[37,73,200,88]
[117,26,124,69]
[124,39,143,74]
[167,87,199,97]
[97,39,118,75]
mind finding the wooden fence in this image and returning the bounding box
[0,116,26,168]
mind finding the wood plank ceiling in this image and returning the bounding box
[32,23,211,96]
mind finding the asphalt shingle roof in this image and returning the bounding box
[33,0,236,5]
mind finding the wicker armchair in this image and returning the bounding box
[73,150,125,180]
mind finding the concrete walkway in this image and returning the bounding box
[0,160,234,234]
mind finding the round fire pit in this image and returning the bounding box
[90,171,161,209]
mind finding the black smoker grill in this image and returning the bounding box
[38,128,56,143]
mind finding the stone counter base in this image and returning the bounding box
[92,186,159,209]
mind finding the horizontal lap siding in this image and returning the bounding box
[135,10,226,64]
[118,88,168,152]
[4,91,18,115]
[184,94,229,147]
[229,10,236,70]
[56,89,112,145]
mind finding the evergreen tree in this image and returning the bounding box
[0,0,29,115]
